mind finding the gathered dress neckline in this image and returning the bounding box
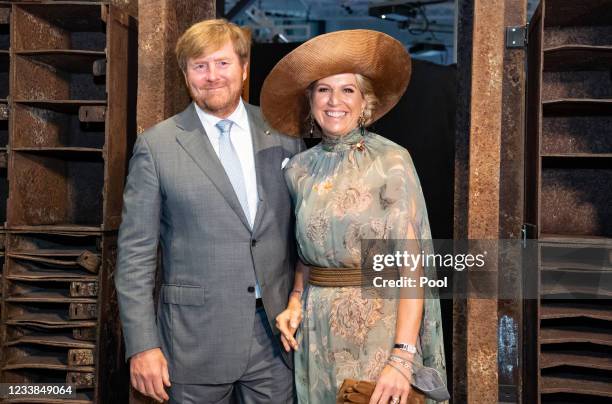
[320,127,365,152]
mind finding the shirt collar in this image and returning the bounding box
[194,99,249,135]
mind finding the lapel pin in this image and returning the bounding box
[265,130,271,136]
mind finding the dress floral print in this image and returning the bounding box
[329,288,383,346]
[285,129,447,403]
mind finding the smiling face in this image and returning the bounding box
[310,73,367,138]
[183,41,248,118]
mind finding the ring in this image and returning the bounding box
[390,397,400,404]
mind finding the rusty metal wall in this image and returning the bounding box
[499,1,528,403]
[112,0,138,18]
[526,1,612,402]
[453,1,473,402]
[454,2,504,403]
[0,2,137,403]
[0,3,9,343]
[136,0,216,133]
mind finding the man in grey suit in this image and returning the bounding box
[115,19,303,403]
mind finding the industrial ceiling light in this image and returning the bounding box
[409,42,446,54]
[369,0,449,22]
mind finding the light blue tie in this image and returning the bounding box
[216,119,261,298]
[216,119,250,225]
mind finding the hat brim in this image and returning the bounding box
[260,29,411,137]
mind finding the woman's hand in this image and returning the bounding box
[369,363,412,404]
[275,294,302,351]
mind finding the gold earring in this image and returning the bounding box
[358,113,366,131]
[357,111,366,136]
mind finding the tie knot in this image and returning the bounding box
[216,119,233,135]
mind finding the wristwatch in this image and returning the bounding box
[393,343,417,354]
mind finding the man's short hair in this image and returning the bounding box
[176,19,250,72]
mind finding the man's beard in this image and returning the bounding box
[190,85,241,116]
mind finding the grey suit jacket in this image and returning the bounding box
[115,103,304,384]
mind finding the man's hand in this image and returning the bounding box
[130,347,171,402]
[275,296,302,351]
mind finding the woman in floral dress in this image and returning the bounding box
[261,30,447,404]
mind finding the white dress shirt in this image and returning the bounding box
[195,100,259,228]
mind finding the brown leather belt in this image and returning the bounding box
[308,266,364,287]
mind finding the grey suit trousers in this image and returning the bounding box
[168,307,294,404]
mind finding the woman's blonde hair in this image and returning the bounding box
[306,73,379,126]
[176,19,250,72]
[354,73,378,125]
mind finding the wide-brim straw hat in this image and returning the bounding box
[260,29,411,137]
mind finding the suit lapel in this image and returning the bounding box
[175,104,252,231]
[246,103,281,234]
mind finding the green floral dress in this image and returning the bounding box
[284,129,447,404]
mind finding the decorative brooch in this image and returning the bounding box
[352,139,366,152]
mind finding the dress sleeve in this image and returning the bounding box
[381,146,448,390]
[380,147,432,245]
[283,153,307,203]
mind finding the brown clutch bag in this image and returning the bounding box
[337,379,426,404]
